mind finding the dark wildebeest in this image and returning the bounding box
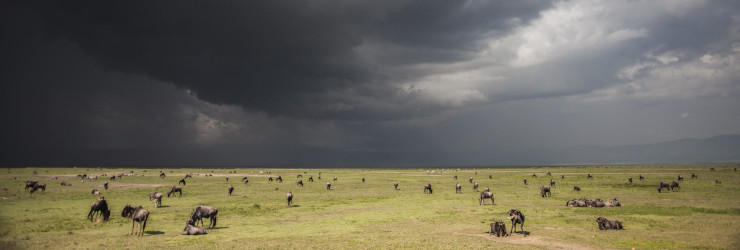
[508,209,525,235]
[628,177,632,184]
[455,184,462,194]
[716,179,722,184]
[587,174,593,179]
[286,191,293,207]
[185,173,192,179]
[228,185,234,196]
[677,175,683,182]
[179,179,186,185]
[540,185,551,198]
[297,174,303,178]
[639,175,644,181]
[473,182,479,191]
[469,177,473,183]
[670,181,680,191]
[110,176,115,181]
[243,177,249,184]
[276,176,283,182]
[490,221,507,237]
[308,176,314,182]
[318,176,321,180]
[657,182,670,193]
[596,217,623,230]
[187,206,218,229]
[484,187,490,192]
[424,183,433,194]
[87,197,110,222]
[160,173,166,179]
[454,175,458,180]
[182,224,207,235]
[561,174,565,179]
[150,192,163,207]
[25,180,38,191]
[489,174,492,179]
[30,183,46,194]
[333,177,337,181]
[710,168,715,171]
[531,173,537,178]
[268,177,274,182]
[92,189,101,195]
[297,180,304,187]
[362,177,365,183]
[225,177,229,182]
[479,191,494,205]
[691,173,698,179]
[104,182,109,190]
[61,181,72,186]
[326,182,331,190]
[573,186,581,191]
[546,172,551,176]
[121,205,149,236]
[550,179,556,187]
[394,182,399,190]
[523,178,527,185]
[168,186,183,198]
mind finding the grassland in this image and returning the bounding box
[0,165,738,249]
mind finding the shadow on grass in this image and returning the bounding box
[156,205,170,208]
[212,227,229,229]
[145,231,165,235]
[289,205,301,207]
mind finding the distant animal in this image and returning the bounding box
[540,185,551,197]
[185,174,192,179]
[362,177,365,183]
[455,184,462,193]
[657,182,670,193]
[179,179,186,185]
[587,174,593,179]
[228,185,234,196]
[508,209,525,235]
[297,180,303,187]
[561,174,565,179]
[242,177,249,184]
[30,183,46,194]
[710,168,715,171]
[483,187,490,192]
[523,178,527,185]
[87,197,110,222]
[473,182,479,191]
[716,179,722,184]
[573,186,581,191]
[479,191,494,205]
[104,182,109,190]
[168,186,183,198]
[297,174,303,178]
[670,181,680,191]
[489,174,492,179]
[454,175,458,180]
[639,175,644,181]
[394,182,399,190]
[268,177,273,182]
[596,217,623,230]
[286,192,293,207]
[226,177,229,182]
[160,173,166,179]
[424,183,433,194]
[333,177,338,181]
[326,182,331,190]
[121,205,149,236]
[109,176,115,181]
[150,192,163,207]
[276,176,283,182]
[25,180,38,191]
[546,172,551,176]
[531,173,537,178]
[92,189,101,195]
[691,174,698,179]
[61,181,72,186]
[490,221,507,237]
[187,206,218,229]
[469,177,473,183]
[677,175,683,182]
[550,179,556,187]
[308,176,314,182]
[182,224,207,235]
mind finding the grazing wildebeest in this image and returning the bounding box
[179,179,186,185]
[110,176,115,181]
[333,177,337,181]
[318,176,321,180]
[469,177,473,183]
[596,217,623,230]
[168,186,183,197]
[561,174,565,179]
[268,177,273,182]
[716,179,722,184]
[455,184,462,194]
[531,173,537,178]
[308,176,314,182]
[490,221,507,237]
[573,186,581,191]
[508,209,525,234]
[489,174,492,179]
[691,173,698,179]
[550,179,556,187]
[657,182,670,193]
[670,181,680,191]
[61,181,72,186]
[286,191,293,207]
[228,185,234,196]
[187,206,218,229]
[606,198,621,207]
[297,180,303,187]
[587,173,593,179]
[160,173,166,179]
[87,197,110,222]
[362,177,365,183]
[479,191,494,205]
[424,183,433,194]
[25,180,38,191]
[540,185,551,197]
[639,175,644,181]
[473,182,479,191]
[454,175,457,180]
[710,168,715,171]
[121,205,149,236]
[182,224,207,235]
[242,177,249,184]
[150,192,163,207]
[546,172,551,176]
[484,187,490,192]
[92,189,101,195]
[297,174,302,178]
[523,178,527,185]
[185,173,192,179]
[326,182,331,190]
[225,177,229,182]
[276,176,283,182]
[394,182,399,190]
[677,175,683,182]
[30,183,46,194]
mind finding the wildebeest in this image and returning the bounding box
[488,174,492,179]
[187,206,218,229]
[490,221,507,237]
[657,182,670,193]
[531,173,537,178]
[670,181,680,191]
[639,175,644,181]
[540,185,551,197]
[168,186,183,198]
[185,173,192,179]
[87,197,110,222]
[182,224,207,235]
[109,176,115,181]
[677,175,683,182]
[297,174,302,178]
[242,177,249,184]
[508,209,525,235]
[326,182,331,190]
[523,178,527,185]
[455,184,462,193]
[479,191,494,205]
[716,179,722,184]
[25,180,38,191]
[710,168,715,171]
[268,177,273,182]
[159,173,166,179]
[546,172,551,176]
[550,179,556,187]
[121,205,149,236]
[61,181,72,186]
[424,183,433,194]
[228,185,234,196]
[179,179,186,185]
[587,173,593,179]
[596,217,623,230]
[561,174,565,179]
[286,191,293,207]
[275,176,282,182]
[691,173,698,179]
[469,177,473,183]
[297,180,303,187]
[92,189,101,195]
[225,177,229,182]
[30,183,46,194]
[362,177,365,183]
[628,177,632,184]
[473,182,479,191]
[308,176,314,182]
[573,186,581,191]
[333,177,337,181]
[454,175,458,180]
[150,192,163,207]
[394,182,399,190]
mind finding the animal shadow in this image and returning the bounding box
[212,226,229,229]
[157,205,170,208]
[145,231,165,235]
[289,205,301,207]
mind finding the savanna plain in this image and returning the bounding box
[1,165,738,249]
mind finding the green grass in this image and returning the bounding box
[0,166,738,249]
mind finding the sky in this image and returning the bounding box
[2,0,739,166]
